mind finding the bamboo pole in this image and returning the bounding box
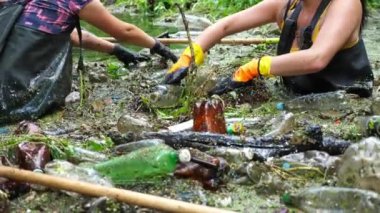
[0,166,235,213]
[102,37,279,45]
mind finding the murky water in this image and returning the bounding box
[77,12,179,60]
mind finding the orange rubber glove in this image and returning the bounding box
[209,56,272,95]
[163,43,205,84]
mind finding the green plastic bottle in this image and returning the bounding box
[94,144,179,184]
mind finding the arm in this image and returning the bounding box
[78,0,155,48]
[71,29,151,65]
[270,0,362,76]
[70,29,114,53]
[197,0,283,51]
[77,0,177,62]
[163,0,284,84]
[209,0,363,95]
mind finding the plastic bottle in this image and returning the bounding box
[45,160,113,197]
[282,187,380,212]
[193,98,227,134]
[113,139,165,155]
[175,148,229,190]
[357,115,380,137]
[208,147,255,164]
[94,144,180,184]
[193,99,207,132]
[16,142,51,173]
[147,84,183,108]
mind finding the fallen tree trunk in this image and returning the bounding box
[0,166,235,213]
[101,37,279,45]
[139,131,352,158]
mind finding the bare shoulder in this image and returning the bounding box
[272,0,294,23]
[327,0,362,14]
[324,0,362,23]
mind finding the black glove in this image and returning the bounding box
[150,39,178,63]
[208,77,252,96]
[111,44,150,66]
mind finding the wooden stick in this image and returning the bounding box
[102,37,279,45]
[0,166,235,213]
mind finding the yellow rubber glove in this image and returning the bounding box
[209,56,272,95]
[164,43,205,84]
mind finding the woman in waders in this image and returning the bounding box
[0,0,177,123]
[164,0,374,97]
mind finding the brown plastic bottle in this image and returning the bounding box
[175,148,229,190]
[16,142,51,173]
[193,98,227,134]
[193,99,207,132]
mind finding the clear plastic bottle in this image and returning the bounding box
[282,187,380,212]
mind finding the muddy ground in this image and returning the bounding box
[1,8,380,213]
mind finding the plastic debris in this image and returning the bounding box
[337,137,380,193]
[95,144,179,184]
[45,160,113,196]
[16,142,51,173]
[193,97,227,134]
[175,148,230,190]
[356,115,380,137]
[146,84,183,108]
[276,102,285,111]
[282,187,380,212]
[227,122,245,135]
[113,139,164,155]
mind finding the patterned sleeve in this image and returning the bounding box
[69,0,94,15]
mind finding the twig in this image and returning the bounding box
[174,4,195,72]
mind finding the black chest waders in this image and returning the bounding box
[278,0,374,97]
[0,2,82,124]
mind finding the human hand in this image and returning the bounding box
[163,42,205,84]
[111,44,149,66]
[150,39,178,63]
[208,57,272,95]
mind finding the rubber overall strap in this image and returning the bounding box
[300,0,331,49]
[75,19,85,72]
[277,1,302,55]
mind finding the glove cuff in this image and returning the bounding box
[182,43,205,66]
[110,44,124,55]
[258,56,273,77]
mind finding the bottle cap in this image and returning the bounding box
[276,102,285,111]
[33,169,44,173]
[178,149,191,163]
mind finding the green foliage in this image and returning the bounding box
[368,0,380,8]
[106,62,127,79]
[83,136,114,152]
[0,135,74,159]
[114,0,263,18]
[193,0,261,17]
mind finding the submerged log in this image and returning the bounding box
[108,128,352,160]
[139,131,352,159]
